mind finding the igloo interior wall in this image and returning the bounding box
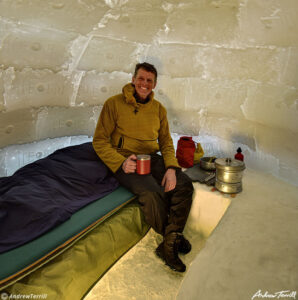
[0,0,297,186]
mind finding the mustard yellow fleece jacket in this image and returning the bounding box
[92,83,180,173]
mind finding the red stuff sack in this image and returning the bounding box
[176,136,196,168]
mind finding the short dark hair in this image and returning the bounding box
[134,62,158,82]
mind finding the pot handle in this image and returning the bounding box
[225,158,232,165]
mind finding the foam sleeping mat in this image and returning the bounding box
[0,186,146,292]
[2,199,150,299]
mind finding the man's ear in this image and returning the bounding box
[132,76,136,85]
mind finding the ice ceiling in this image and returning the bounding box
[0,0,297,185]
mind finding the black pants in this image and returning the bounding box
[114,154,194,236]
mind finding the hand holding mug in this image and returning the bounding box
[122,154,137,173]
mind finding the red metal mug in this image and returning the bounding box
[136,155,151,175]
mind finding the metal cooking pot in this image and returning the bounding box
[200,157,216,171]
[215,179,242,194]
[215,158,245,193]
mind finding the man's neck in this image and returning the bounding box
[134,92,150,104]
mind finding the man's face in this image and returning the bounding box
[132,68,157,100]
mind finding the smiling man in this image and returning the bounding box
[93,62,194,272]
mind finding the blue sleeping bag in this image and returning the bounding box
[0,142,119,253]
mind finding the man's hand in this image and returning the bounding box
[161,168,177,192]
[122,154,137,173]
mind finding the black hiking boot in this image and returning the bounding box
[155,232,186,272]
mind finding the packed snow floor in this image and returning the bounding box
[84,229,206,300]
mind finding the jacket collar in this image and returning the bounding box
[122,83,154,108]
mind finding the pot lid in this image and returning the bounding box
[215,158,245,171]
